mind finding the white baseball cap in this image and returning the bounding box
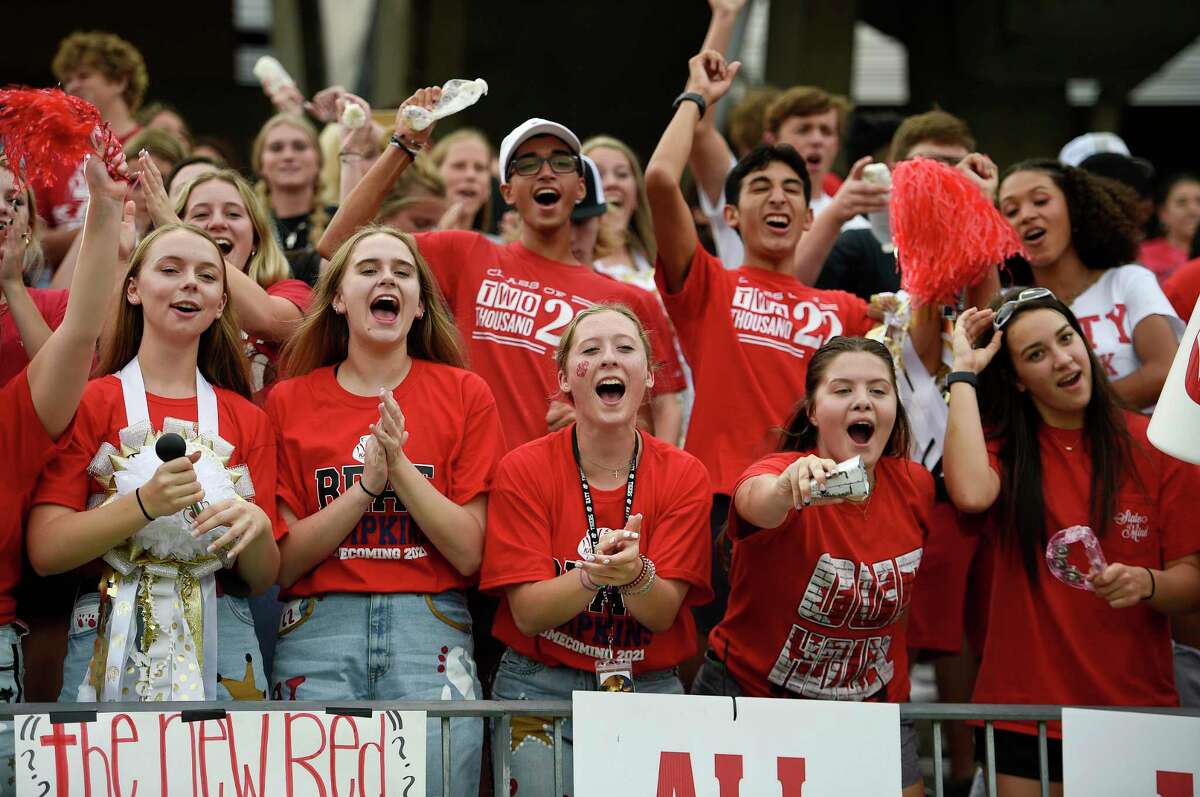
[498,118,581,185]
[1058,132,1131,167]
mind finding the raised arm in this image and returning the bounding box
[646,50,740,293]
[789,156,888,284]
[0,226,53,360]
[318,86,442,260]
[943,308,1003,513]
[28,155,127,440]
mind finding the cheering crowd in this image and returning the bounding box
[2,4,1200,795]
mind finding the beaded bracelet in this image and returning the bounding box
[619,556,657,597]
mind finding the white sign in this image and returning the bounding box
[572,692,900,796]
[1063,708,1200,796]
[14,709,425,797]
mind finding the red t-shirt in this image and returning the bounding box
[0,370,60,623]
[973,413,1200,737]
[414,231,687,451]
[267,360,505,598]
[245,278,313,391]
[481,426,713,673]
[656,245,873,494]
[1163,257,1200,321]
[0,289,69,387]
[33,374,279,561]
[1137,238,1189,282]
[711,452,933,702]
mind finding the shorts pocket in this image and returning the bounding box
[67,593,102,640]
[423,592,471,634]
[222,595,257,626]
[498,649,545,678]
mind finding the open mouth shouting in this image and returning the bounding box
[1022,227,1046,245]
[533,186,562,207]
[212,236,235,255]
[764,213,791,232]
[369,294,400,324]
[846,419,875,448]
[595,376,627,406]
[804,153,824,171]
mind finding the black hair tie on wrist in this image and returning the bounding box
[359,480,383,500]
[135,487,154,522]
[1144,567,1156,601]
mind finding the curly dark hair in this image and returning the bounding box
[1001,158,1142,270]
[52,31,149,112]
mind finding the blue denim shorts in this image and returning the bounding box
[60,591,268,702]
[491,648,683,797]
[271,591,482,797]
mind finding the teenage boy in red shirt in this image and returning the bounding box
[320,96,686,452]
[645,49,877,634]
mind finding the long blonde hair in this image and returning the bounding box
[96,224,252,398]
[282,225,465,377]
[581,136,656,264]
[174,170,291,288]
[430,128,494,232]
[251,114,329,249]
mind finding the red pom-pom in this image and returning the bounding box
[0,87,126,188]
[891,158,1025,305]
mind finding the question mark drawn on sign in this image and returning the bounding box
[401,775,416,797]
[35,783,50,797]
[391,734,407,761]
[21,749,34,773]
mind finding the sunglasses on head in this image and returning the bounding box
[508,152,579,179]
[994,287,1055,328]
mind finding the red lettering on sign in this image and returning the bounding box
[285,712,329,797]
[656,751,697,797]
[39,724,78,797]
[714,754,743,796]
[329,715,361,797]
[79,720,113,797]
[1157,770,1195,797]
[110,714,139,797]
[777,756,807,797]
[356,714,386,797]
[198,719,230,797]
[1185,333,1200,406]
[227,714,270,797]
[156,713,182,797]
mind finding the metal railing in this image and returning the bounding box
[2,701,1197,797]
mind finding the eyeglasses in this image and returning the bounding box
[994,287,1055,328]
[508,152,579,179]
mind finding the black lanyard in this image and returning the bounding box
[571,425,639,658]
[571,426,639,552]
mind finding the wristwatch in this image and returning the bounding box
[672,91,708,117]
[945,371,979,390]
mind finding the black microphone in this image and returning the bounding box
[154,433,207,522]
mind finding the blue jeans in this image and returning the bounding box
[271,591,481,797]
[0,624,25,797]
[491,648,684,797]
[60,592,268,701]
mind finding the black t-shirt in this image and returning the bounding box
[273,205,337,288]
[815,227,900,300]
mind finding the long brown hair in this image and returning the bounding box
[581,136,656,264]
[96,224,253,398]
[430,128,494,233]
[976,290,1133,583]
[282,225,464,377]
[174,169,291,288]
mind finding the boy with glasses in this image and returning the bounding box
[320,102,686,452]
